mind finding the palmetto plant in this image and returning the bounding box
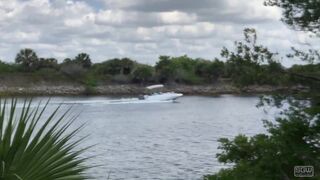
[15,49,39,71]
[0,99,89,180]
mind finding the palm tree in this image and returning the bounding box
[0,99,89,180]
[15,48,39,71]
[74,53,92,68]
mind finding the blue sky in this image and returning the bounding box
[0,0,317,66]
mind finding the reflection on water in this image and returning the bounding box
[17,95,274,180]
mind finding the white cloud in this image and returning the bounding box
[95,10,126,25]
[0,0,314,65]
[158,11,197,24]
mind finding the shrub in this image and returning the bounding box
[60,63,87,79]
[0,61,20,73]
[94,58,136,76]
[74,53,92,68]
[37,58,59,70]
[205,96,320,180]
[132,65,154,83]
[195,59,225,83]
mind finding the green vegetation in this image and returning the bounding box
[204,95,320,180]
[155,55,201,84]
[221,28,288,86]
[0,61,20,73]
[0,99,88,179]
[265,0,320,67]
[264,0,320,33]
[0,1,317,179]
[15,49,40,72]
[205,1,320,179]
[132,64,154,83]
[0,32,318,88]
[0,26,318,89]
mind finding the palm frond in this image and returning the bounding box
[0,99,89,180]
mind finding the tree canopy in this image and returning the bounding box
[15,48,39,71]
[74,53,92,68]
[265,0,320,76]
[265,0,320,34]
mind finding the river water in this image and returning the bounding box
[19,95,276,180]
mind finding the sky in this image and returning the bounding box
[0,0,318,65]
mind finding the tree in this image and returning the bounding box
[155,55,201,84]
[94,58,136,76]
[265,0,320,79]
[15,49,39,71]
[205,1,320,177]
[63,58,72,64]
[155,56,176,83]
[221,28,284,86]
[195,59,225,82]
[287,47,320,64]
[264,0,320,34]
[74,53,92,68]
[289,63,320,87]
[120,58,135,75]
[205,96,320,180]
[221,28,277,64]
[0,99,88,179]
[95,58,122,75]
[132,65,154,83]
[38,58,58,70]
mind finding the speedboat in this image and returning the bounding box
[141,92,183,101]
[139,84,183,101]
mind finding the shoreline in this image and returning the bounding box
[0,84,309,96]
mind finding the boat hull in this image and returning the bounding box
[144,92,183,101]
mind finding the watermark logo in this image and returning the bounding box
[294,166,314,177]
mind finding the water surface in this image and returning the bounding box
[22,95,273,180]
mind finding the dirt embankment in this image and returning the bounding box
[0,73,309,96]
[0,84,309,96]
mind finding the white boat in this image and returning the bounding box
[141,92,183,101]
[59,84,183,105]
[139,84,183,101]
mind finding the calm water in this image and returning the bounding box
[19,95,275,180]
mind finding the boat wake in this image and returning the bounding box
[57,98,175,105]
[55,85,183,105]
